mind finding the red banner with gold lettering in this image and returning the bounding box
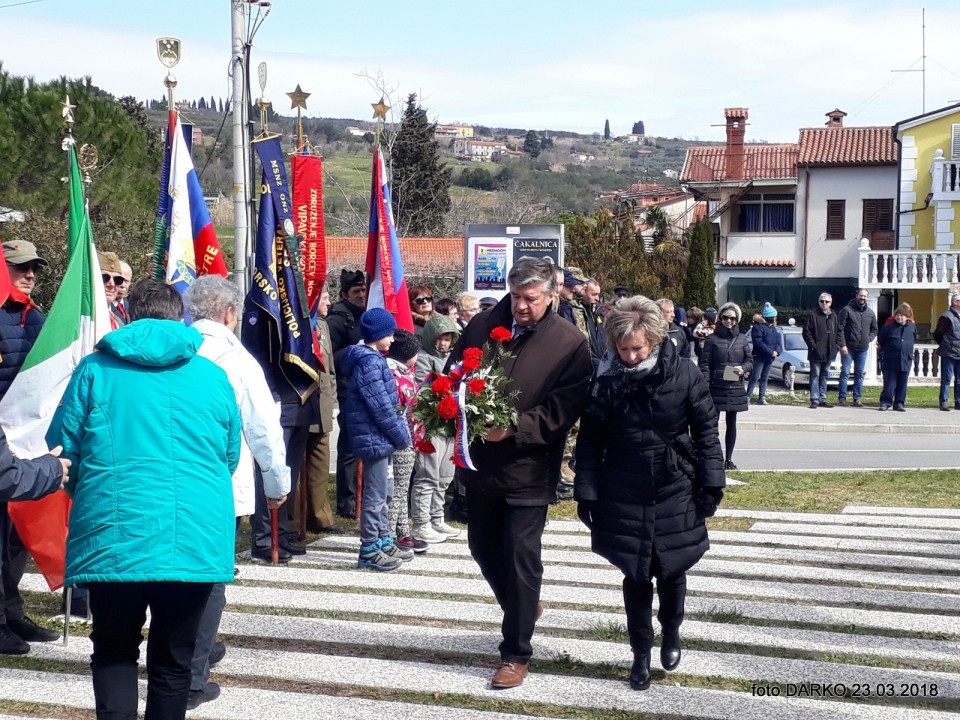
[291,154,326,312]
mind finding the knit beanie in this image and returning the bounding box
[360,308,396,344]
[761,302,778,319]
[718,301,742,323]
[388,328,420,362]
[339,268,365,293]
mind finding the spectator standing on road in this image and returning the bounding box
[837,289,878,407]
[877,303,917,412]
[700,302,751,470]
[933,292,960,412]
[746,303,781,405]
[574,296,724,691]
[656,298,689,359]
[802,293,842,409]
[691,307,716,359]
[456,292,480,329]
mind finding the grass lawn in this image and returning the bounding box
[763,383,943,408]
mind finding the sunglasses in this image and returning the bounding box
[413,296,433,305]
[721,314,737,320]
[819,300,831,304]
[102,274,126,285]
[12,262,40,273]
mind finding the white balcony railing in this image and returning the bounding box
[931,149,960,199]
[859,239,960,289]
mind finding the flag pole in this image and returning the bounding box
[60,94,77,648]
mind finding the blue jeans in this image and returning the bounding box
[939,357,960,406]
[808,361,829,404]
[839,349,868,401]
[359,455,394,546]
[881,367,908,407]
[746,357,774,399]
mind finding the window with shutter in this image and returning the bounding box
[863,199,893,233]
[826,200,845,240]
[951,124,960,160]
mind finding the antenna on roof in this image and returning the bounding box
[892,8,925,113]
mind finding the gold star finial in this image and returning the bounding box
[61,94,76,125]
[286,84,310,110]
[371,96,390,120]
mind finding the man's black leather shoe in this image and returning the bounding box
[660,628,681,671]
[0,624,29,655]
[629,651,651,690]
[280,540,307,556]
[251,545,291,563]
[8,616,58,643]
[186,682,220,710]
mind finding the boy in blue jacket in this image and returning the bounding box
[339,308,413,571]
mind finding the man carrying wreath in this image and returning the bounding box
[447,257,592,689]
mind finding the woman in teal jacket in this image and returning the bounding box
[49,280,240,720]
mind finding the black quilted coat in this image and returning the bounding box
[574,339,725,581]
[699,324,752,413]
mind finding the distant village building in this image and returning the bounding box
[570,151,596,163]
[453,138,507,162]
[663,168,680,180]
[435,124,474,139]
[345,126,368,137]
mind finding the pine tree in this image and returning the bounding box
[632,120,645,135]
[604,119,610,140]
[389,92,451,236]
[522,129,540,158]
[683,220,717,308]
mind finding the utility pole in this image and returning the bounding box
[231,0,249,295]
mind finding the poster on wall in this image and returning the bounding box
[464,224,564,301]
[473,243,508,290]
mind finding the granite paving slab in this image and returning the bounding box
[715,510,960,530]
[843,507,960,518]
[747,522,960,543]
[0,668,568,720]
[26,621,960,699]
[708,531,960,558]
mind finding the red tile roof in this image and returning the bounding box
[681,144,798,182]
[325,236,463,279]
[797,126,898,166]
[721,259,795,267]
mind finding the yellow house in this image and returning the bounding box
[859,103,960,344]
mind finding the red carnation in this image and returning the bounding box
[437,395,458,420]
[468,378,486,395]
[463,347,483,360]
[462,357,481,372]
[490,326,512,343]
[449,367,464,381]
[415,439,436,454]
[431,375,453,396]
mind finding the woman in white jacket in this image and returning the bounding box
[183,275,290,707]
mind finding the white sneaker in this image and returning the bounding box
[413,524,447,544]
[432,521,461,538]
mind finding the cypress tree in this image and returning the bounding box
[389,92,451,236]
[683,220,717,308]
[603,119,610,140]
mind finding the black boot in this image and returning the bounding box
[629,650,651,690]
[660,627,681,671]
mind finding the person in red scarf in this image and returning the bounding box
[0,238,57,655]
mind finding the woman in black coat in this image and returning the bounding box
[574,296,725,691]
[877,303,917,412]
[699,302,752,470]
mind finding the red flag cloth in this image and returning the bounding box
[365,147,414,332]
[291,154,326,311]
[8,490,71,591]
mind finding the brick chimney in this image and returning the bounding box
[724,107,748,180]
[825,108,847,128]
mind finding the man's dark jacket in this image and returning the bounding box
[326,299,364,401]
[837,299,878,352]
[0,299,44,399]
[802,307,842,363]
[447,297,592,503]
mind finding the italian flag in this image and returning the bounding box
[0,145,111,457]
[0,144,110,590]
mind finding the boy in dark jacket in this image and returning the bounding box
[340,308,412,571]
[746,303,782,405]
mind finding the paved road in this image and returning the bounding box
[732,428,958,471]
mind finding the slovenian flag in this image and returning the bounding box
[0,143,113,590]
[365,145,414,332]
[154,116,227,293]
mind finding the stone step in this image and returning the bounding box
[709,531,960,558]
[843,506,960,518]
[748,522,960,543]
[0,668,567,720]
[26,621,960,699]
[546,512,960,531]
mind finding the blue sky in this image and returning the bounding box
[2,0,960,141]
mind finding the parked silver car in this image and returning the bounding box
[770,324,842,389]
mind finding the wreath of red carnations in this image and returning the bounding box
[412,326,521,468]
